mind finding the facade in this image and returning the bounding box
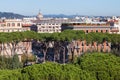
[31,12,80,33]
[0,19,22,32]
[109,20,120,34]
[0,19,32,61]
[67,40,111,57]
[32,19,64,33]
[0,41,32,62]
[107,16,120,34]
[0,19,31,32]
[61,22,111,33]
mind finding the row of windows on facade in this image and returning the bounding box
[0,29,28,32]
[7,23,21,27]
[39,29,61,32]
[85,30,109,33]
[38,24,60,25]
[71,43,109,48]
[110,27,119,29]
[68,23,109,26]
[39,26,60,28]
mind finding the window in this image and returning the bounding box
[12,23,15,26]
[96,30,98,33]
[7,23,10,27]
[86,30,88,33]
[106,30,108,32]
[17,23,20,26]
[41,26,45,28]
[101,30,103,33]
[56,26,59,28]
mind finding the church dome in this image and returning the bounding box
[37,12,43,20]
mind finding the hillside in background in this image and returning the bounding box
[0,12,113,19]
[0,12,25,19]
[44,14,79,18]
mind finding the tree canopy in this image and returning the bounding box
[0,30,119,44]
[0,53,120,80]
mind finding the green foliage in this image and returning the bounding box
[75,53,120,80]
[21,53,36,63]
[0,53,120,80]
[0,30,120,80]
[21,62,95,80]
[0,55,22,69]
[0,70,22,80]
[0,30,119,44]
[11,54,23,69]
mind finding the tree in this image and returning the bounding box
[11,54,22,69]
[75,53,120,80]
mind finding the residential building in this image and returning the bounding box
[61,22,111,33]
[0,19,31,32]
[31,12,79,33]
[108,19,120,34]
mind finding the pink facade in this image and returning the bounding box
[68,40,111,57]
[0,41,32,62]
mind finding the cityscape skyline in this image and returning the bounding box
[0,0,120,16]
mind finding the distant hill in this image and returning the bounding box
[0,12,113,19]
[0,12,25,19]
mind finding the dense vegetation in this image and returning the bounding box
[0,30,120,80]
[0,30,120,67]
[0,54,22,69]
[0,30,119,44]
[0,30,120,63]
[75,53,120,80]
[0,30,120,47]
[0,53,120,80]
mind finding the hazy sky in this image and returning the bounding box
[0,0,120,16]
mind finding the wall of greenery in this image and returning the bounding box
[0,53,120,80]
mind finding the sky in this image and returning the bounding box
[0,0,120,16]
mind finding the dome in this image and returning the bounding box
[37,12,43,20]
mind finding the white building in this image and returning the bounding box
[31,12,79,33]
[108,17,120,34]
[0,19,31,32]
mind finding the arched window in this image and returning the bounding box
[101,30,103,33]
[96,30,98,33]
[106,30,108,32]
[86,30,88,33]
